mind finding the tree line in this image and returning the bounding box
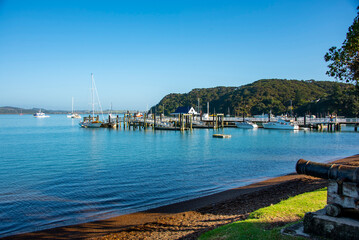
[151,79,358,117]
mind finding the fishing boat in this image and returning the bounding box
[135,112,143,118]
[67,97,81,119]
[79,73,103,128]
[33,109,50,118]
[235,121,258,129]
[262,118,299,130]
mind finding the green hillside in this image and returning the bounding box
[152,79,358,117]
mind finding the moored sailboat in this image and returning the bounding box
[67,97,81,119]
[79,73,103,128]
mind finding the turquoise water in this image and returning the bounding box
[0,114,358,237]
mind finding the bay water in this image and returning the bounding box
[0,114,358,237]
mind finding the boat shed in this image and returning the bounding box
[171,106,198,116]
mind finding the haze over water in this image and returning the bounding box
[0,114,358,237]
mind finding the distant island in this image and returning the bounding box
[151,79,358,117]
[0,107,137,115]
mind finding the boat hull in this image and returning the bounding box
[263,123,299,130]
[235,122,258,129]
[79,121,102,128]
[34,113,50,118]
[68,114,81,119]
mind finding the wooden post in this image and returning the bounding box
[180,114,184,131]
[187,114,189,130]
[144,114,147,128]
[182,115,185,131]
[268,112,270,122]
[179,114,182,130]
[153,112,156,129]
[212,113,215,129]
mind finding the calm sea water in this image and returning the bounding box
[0,114,358,237]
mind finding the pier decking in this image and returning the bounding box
[86,114,359,132]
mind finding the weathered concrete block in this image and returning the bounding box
[304,209,359,240]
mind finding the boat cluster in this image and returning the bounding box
[235,118,299,130]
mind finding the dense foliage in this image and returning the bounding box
[325,7,359,87]
[151,79,358,117]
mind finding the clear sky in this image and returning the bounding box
[0,0,357,111]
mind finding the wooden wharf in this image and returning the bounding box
[91,114,359,132]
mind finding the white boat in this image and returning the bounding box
[263,118,299,130]
[79,119,102,128]
[68,113,81,119]
[79,73,103,128]
[67,97,81,119]
[33,109,50,118]
[107,103,117,121]
[235,121,258,129]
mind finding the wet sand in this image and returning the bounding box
[4,155,359,240]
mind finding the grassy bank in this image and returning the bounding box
[199,188,327,240]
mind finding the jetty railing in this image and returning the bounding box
[100,114,359,131]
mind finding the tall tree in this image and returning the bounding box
[325,7,359,87]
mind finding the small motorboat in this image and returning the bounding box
[263,118,299,130]
[235,121,258,129]
[33,109,50,118]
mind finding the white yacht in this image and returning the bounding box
[235,121,258,129]
[33,109,50,118]
[68,113,81,119]
[79,73,103,128]
[263,118,299,130]
[67,97,81,119]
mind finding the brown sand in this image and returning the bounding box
[4,155,359,240]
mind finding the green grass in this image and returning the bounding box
[199,188,327,240]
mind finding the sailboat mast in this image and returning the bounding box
[72,97,74,114]
[91,73,95,118]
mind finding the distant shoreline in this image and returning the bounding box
[0,106,140,115]
[0,112,133,115]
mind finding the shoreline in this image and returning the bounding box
[3,154,359,240]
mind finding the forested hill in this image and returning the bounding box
[152,79,359,117]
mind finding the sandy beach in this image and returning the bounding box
[4,154,359,240]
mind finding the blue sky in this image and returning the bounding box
[0,0,357,111]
